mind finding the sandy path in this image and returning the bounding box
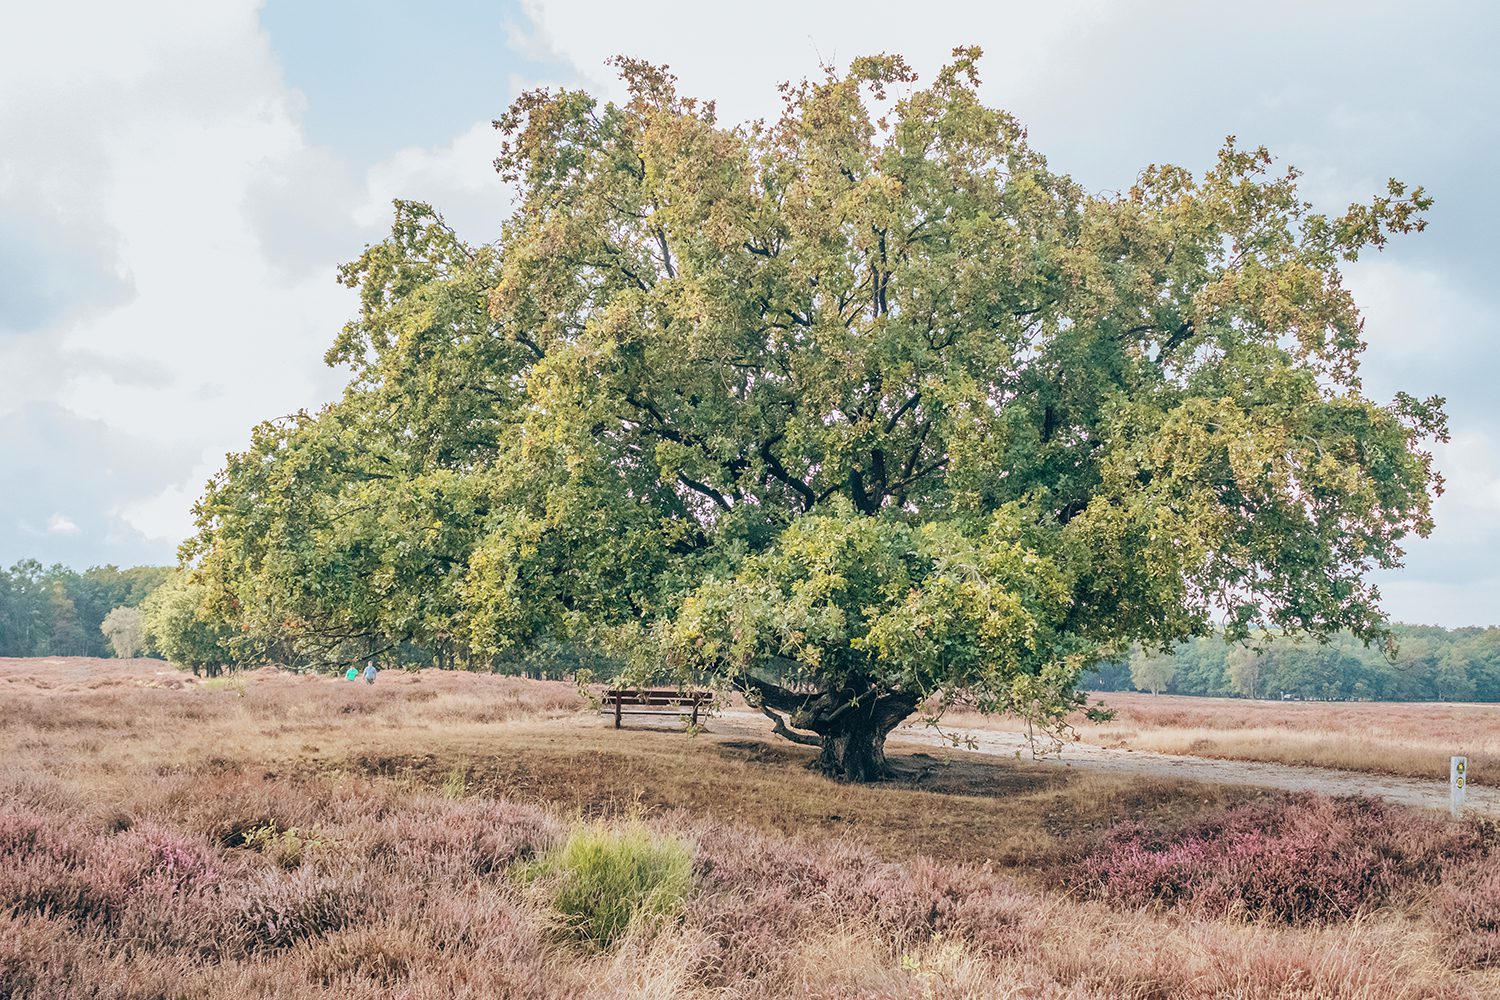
[698,709,1497,817]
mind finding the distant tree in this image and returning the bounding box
[139,572,235,676]
[1433,653,1477,702]
[100,606,146,658]
[1226,647,1267,699]
[60,565,172,657]
[1172,638,1233,697]
[0,561,50,656]
[1082,659,1133,691]
[1130,648,1179,696]
[45,581,89,656]
[1458,630,1500,701]
[1269,644,1345,699]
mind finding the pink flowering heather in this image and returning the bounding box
[1075,794,1488,923]
[1434,865,1500,968]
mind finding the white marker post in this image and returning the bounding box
[1451,756,1468,818]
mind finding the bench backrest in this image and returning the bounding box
[604,688,711,706]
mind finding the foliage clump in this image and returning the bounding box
[237,822,326,870]
[100,606,146,658]
[139,570,235,676]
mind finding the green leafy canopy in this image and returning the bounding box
[181,48,1444,778]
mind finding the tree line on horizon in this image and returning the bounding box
[0,558,606,679]
[0,560,170,659]
[1087,623,1500,702]
[6,553,1498,706]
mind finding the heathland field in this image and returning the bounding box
[933,690,1500,785]
[3,658,1498,998]
[1072,691,1500,781]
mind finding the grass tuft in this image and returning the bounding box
[524,822,693,947]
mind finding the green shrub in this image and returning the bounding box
[239,822,326,869]
[524,823,693,947]
[1084,700,1117,723]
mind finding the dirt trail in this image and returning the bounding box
[702,709,1497,816]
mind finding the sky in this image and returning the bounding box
[1,0,1496,627]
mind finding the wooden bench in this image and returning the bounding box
[602,688,713,729]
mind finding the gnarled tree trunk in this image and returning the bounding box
[813,690,922,781]
[747,675,920,782]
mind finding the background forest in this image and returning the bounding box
[0,561,168,658]
[1090,626,1500,702]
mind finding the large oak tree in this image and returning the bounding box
[186,50,1444,780]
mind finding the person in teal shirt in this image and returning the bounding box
[344,666,358,682]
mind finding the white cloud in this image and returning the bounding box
[1346,257,1500,622]
[46,514,80,536]
[0,0,520,562]
[1346,259,1494,394]
[1374,579,1500,630]
[0,403,185,566]
[1,1,351,480]
[119,460,219,546]
[358,119,516,246]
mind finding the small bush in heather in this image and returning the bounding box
[441,764,468,800]
[1434,866,1500,968]
[359,798,560,877]
[523,822,693,948]
[0,807,51,857]
[234,868,372,952]
[238,821,326,869]
[1074,794,1485,924]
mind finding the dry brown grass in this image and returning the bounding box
[937,690,1500,781]
[0,658,1247,873]
[1,657,1496,999]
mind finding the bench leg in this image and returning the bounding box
[615,699,622,729]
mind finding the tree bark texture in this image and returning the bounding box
[746,674,919,782]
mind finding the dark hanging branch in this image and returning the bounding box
[757,703,821,746]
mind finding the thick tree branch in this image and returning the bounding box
[883,391,921,433]
[759,437,816,511]
[757,703,821,746]
[654,227,677,279]
[737,672,814,715]
[889,455,949,506]
[1158,320,1195,359]
[512,333,546,360]
[676,473,732,510]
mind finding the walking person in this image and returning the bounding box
[362,661,378,685]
